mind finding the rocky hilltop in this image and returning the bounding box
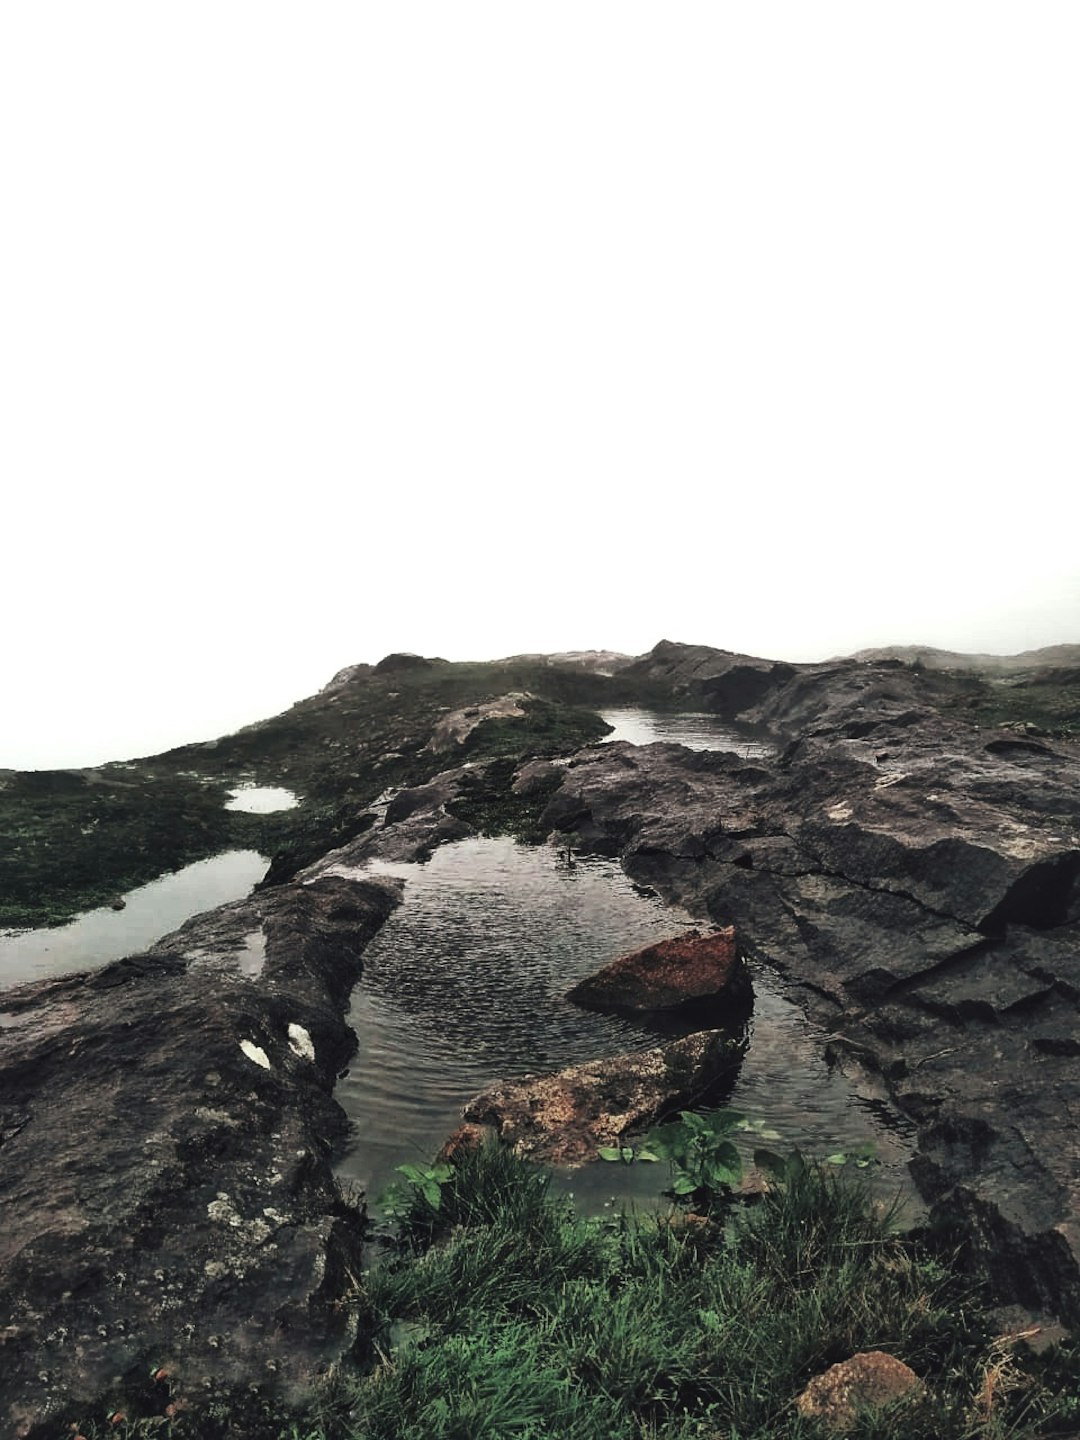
[1,640,1078,1433]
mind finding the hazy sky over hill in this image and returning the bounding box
[3,4,1078,769]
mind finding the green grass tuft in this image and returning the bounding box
[51,1137,1080,1439]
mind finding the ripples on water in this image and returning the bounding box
[335,837,915,1213]
[0,850,268,990]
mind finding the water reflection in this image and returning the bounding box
[600,709,774,758]
[0,850,268,990]
[335,837,913,1212]
[225,785,298,813]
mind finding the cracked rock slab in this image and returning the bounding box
[0,876,398,1437]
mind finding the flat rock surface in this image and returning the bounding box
[538,659,1080,1322]
[0,875,399,1437]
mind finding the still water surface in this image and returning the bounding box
[225,785,298,813]
[0,850,268,990]
[335,837,914,1214]
[4,711,912,1215]
[600,709,774,758]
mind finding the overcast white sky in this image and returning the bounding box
[3,4,1078,770]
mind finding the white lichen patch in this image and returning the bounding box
[240,1039,271,1070]
[995,824,1051,861]
[874,772,907,789]
[206,1193,278,1264]
[287,1022,315,1062]
[207,1195,243,1227]
[194,1106,241,1128]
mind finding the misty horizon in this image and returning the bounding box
[5,629,1078,774]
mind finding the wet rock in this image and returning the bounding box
[300,765,480,872]
[795,1351,922,1431]
[461,1030,744,1165]
[535,648,1080,1322]
[511,757,567,796]
[619,640,796,717]
[567,927,750,1017]
[0,875,399,1437]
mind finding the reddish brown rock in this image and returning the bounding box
[461,1029,744,1165]
[436,1122,490,1164]
[795,1351,923,1432]
[567,927,751,1016]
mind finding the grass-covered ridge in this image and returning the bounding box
[74,1140,1080,1439]
[0,659,626,929]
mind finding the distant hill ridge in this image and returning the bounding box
[844,642,1080,673]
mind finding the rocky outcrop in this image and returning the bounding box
[537,659,1080,1322]
[371,652,434,674]
[619,639,797,718]
[0,875,399,1437]
[498,650,634,675]
[795,1352,923,1431]
[425,693,532,753]
[567,927,751,1018]
[460,1031,744,1165]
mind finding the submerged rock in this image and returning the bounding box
[461,1030,745,1165]
[0,875,399,1437]
[566,926,750,1017]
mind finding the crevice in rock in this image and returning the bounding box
[981,851,1080,933]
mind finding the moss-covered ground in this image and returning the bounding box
[920,666,1080,741]
[9,649,1074,931]
[0,658,632,929]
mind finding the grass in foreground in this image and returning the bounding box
[78,1140,1080,1440]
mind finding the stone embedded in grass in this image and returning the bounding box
[795,1350,923,1432]
[566,926,752,1018]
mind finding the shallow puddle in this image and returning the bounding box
[225,785,299,813]
[600,708,775,758]
[0,850,268,990]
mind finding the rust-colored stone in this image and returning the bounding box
[795,1351,923,1432]
[567,927,750,1015]
[461,1029,744,1166]
[435,1122,491,1164]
